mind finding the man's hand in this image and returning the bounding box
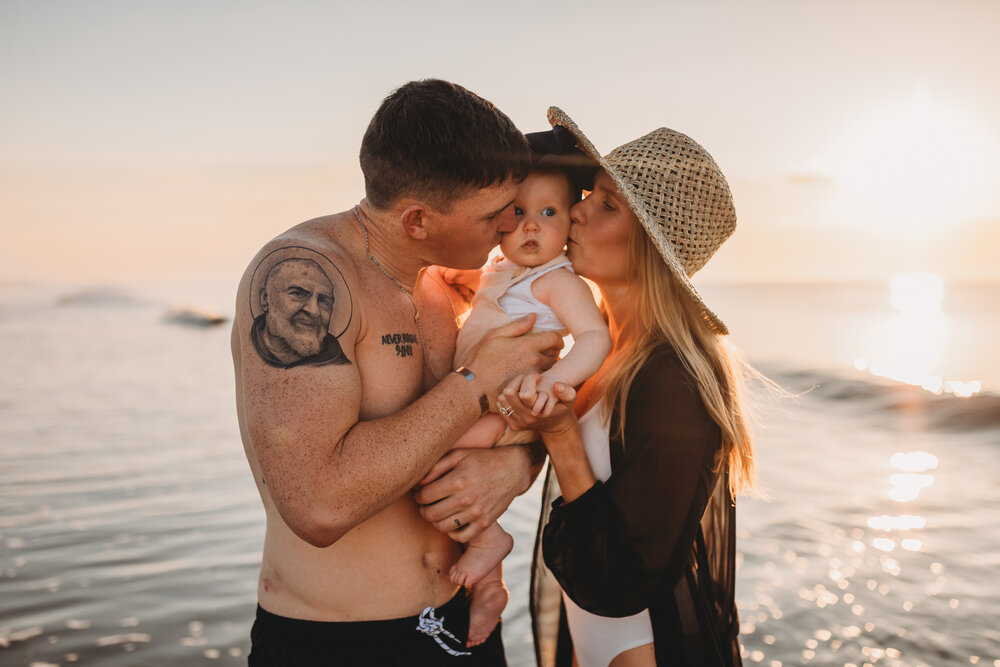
[414,446,532,542]
[463,315,564,405]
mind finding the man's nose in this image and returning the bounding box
[497,208,518,233]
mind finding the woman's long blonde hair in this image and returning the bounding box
[603,223,759,497]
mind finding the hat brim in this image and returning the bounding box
[546,107,729,335]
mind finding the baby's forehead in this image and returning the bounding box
[524,168,575,199]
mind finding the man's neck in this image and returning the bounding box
[353,202,425,292]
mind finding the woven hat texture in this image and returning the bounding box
[547,107,735,334]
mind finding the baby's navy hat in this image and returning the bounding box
[524,125,599,196]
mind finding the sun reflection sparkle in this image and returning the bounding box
[890,451,939,472]
[888,473,934,502]
[855,273,981,397]
[866,514,927,531]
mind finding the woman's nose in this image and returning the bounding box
[570,200,586,226]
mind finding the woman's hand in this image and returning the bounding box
[499,374,597,502]
[497,374,578,437]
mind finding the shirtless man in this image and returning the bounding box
[232,80,559,665]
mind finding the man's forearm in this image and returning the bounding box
[269,369,487,547]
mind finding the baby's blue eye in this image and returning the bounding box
[541,208,556,217]
[514,206,523,215]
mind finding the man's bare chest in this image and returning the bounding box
[354,284,458,419]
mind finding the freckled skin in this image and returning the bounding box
[232,190,559,623]
[235,220,464,620]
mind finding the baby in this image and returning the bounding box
[423,167,611,646]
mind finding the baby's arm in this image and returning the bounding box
[528,268,611,415]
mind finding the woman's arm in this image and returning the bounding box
[504,346,722,616]
[499,380,597,502]
[554,347,721,615]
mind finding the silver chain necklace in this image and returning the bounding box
[352,205,428,365]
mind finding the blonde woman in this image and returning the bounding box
[501,109,754,667]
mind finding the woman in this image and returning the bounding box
[500,108,755,667]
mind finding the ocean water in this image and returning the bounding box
[1,281,998,666]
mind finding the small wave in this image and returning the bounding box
[762,366,1000,433]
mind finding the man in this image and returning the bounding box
[232,80,558,665]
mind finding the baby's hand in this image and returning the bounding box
[532,373,567,418]
[510,373,568,417]
[511,373,541,409]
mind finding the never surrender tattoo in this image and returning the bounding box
[381,332,418,358]
[248,246,353,369]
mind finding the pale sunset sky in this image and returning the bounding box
[2,0,998,292]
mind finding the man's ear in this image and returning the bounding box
[259,287,269,312]
[399,204,429,241]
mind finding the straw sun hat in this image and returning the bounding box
[547,107,736,335]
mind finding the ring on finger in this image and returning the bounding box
[497,403,515,417]
[454,518,463,529]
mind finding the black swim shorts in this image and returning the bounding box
[248,588,506,666]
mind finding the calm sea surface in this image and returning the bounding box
[1,281,998,666]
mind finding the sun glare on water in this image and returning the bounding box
[866,451,938,554]
[854,273,981,397]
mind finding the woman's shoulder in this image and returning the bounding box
[635,342,695,389]
[624,342,720,451]
[626,342,713,424]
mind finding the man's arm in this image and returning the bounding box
[243,349,474,547]
[238,250,561,548]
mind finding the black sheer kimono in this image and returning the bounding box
[530,344,742,667]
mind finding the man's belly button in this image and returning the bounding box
[421,548,454,577]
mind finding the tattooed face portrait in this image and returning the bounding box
[250,254,351,369]
[261,258,334,358]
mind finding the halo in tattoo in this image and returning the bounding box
[249,245,353,339]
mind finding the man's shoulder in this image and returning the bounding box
[233,210,368,369]
[251,212,360,273]
[237,212,364,307]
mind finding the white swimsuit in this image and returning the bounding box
[560,399,655,666]
[453,254,572,366]
[494,258,571,332]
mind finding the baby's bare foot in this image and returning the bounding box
[450,528,513,587]
[466,577,509,647]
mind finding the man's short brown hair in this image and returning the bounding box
[359,79,530,211]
